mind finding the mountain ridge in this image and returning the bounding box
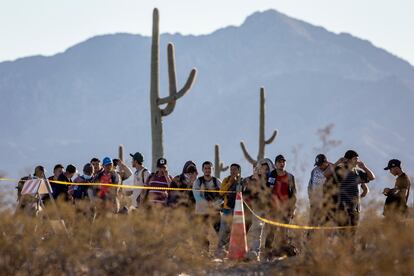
[1,9,413,201]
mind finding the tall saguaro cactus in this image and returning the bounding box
[214,144,229,179]
[240,87,277,166]
[150,8,197,171]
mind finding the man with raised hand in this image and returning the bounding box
[334,150,375,230]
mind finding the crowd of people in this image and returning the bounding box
[15,150,411,261]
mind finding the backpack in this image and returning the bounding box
[72,175,92,199]
[140,168,148,183]
[198,176,220,202]
[95,171,119,199]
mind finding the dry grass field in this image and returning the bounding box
[1,194,414,275]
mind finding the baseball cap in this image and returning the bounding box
[314,154,327,166]
[384,159,401,170]
[275,154,286,163]
[344,150,358,160]
[156,157,167,168]
[102,157,113,166]
[130,152,144,163]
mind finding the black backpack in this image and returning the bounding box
[198,176,220,202]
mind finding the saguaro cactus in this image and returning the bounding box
[240,87,277,166]
[118,144,124,161]
[150,8,197,171]
[214,144,229,179]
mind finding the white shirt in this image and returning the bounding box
[130,167,150,207]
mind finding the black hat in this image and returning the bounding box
[384,159,401,170]
[344,150,358,160]
[156,158,167,168]
[275,154,286,162]
[314,154,327,166]
[130,152,144,163]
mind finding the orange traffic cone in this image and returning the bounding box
[227,191,248,260]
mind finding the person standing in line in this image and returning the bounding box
[333,150,375,235]
[244,158,274,261]
[308,154,333,226]
[265,154,297,258]
[193,161,223,253]
[383,159,411,220]
[53,164,77,201]
[90,158,103,177]
[140,158,172,207]
[127,152,151,209]
[215,163,242,258]
[94,157,120,213]
[168,161,198,210]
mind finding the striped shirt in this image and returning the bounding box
[338,167,369,211]
[146,173,171,205]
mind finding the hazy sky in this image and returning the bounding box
[1,0,413,64]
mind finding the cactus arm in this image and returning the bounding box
[160,101,175,117]
[159,43,197,116]
[158,72,197,105]
[240,141,257,166]
[220,164,229,172]
[158,44,197,106]
[265,130,277,145]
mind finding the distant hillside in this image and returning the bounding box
[1,9,413,202]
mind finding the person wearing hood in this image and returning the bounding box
[243,158,275,261]
[168,161,198,210]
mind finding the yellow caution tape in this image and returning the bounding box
[0,177,235,193]
[0,178,20,183]
[243,199,355,230]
